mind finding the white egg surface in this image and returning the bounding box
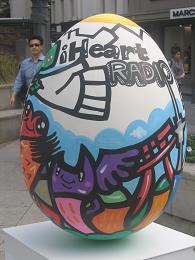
[20,14,186,240]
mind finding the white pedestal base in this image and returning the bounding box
[3,221,195,260]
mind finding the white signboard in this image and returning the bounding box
[170,7,195,19]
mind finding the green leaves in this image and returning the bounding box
[186,134,195,163]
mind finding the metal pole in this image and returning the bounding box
[31,0,50,52]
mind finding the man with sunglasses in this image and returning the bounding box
[10,35,45,106]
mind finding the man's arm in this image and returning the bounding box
[180,62,185,79]
[10,64,25,106]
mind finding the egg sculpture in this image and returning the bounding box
[20,14,186,240]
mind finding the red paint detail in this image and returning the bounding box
[164,156,174,181]
[143,145,149,153]
[133,169,152,215]
[137,136,176,173]
[37,200,62,226]
[145,154,150,160]
[20,140,40,190]
[157,123,171,141]
[160,140,166,149]
[20,112,43,137]
[55,198,94,234]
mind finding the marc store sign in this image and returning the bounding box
[170,6,195,19]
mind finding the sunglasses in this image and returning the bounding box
[29,43,41,47]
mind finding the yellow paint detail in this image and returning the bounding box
[21,140,29,149]
[82,13,139,27]
[35,180,52,206]
[20,140,40,191]
[133,190,170,230]
[73,215,80,223]
[68,202,76,214]
[59,202,65,214]
[30,165,37,174]
[92,207,130,233]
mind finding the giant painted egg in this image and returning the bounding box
[20,14,186,240]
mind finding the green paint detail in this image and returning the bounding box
[40,44,57,69]
[34,180,52,206]
[65,228,135,240]
[99,190,127,204]
[130,202,148,227]
[29,78,42,95]
[155,177,169,193]
[85,203,90,208]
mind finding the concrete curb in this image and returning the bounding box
[0,85,12,111]
[165,162,195,223]
[0,110,22,144]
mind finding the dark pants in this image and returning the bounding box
[18,86,28,105]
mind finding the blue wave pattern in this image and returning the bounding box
[28,95,186,172]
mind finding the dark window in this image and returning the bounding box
[0,0,10,18]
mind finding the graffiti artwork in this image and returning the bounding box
[20,14,186,239]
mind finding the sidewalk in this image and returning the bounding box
[1,141,195,259]
[0,140,47,260]
[0,96,195,259]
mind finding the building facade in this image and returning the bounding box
[4,0,195,101]
[8,0,129,49]
[9,0,129,23]
[50,0,129,24]
[129,0,195,101]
